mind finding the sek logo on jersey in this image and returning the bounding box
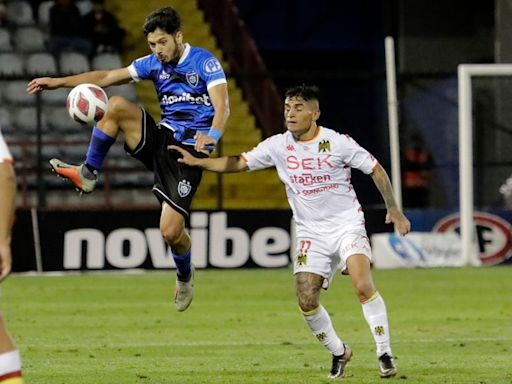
[161,92,211,106]
[204,58,222,73]
[286,155,334,170]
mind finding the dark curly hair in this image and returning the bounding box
[143,6,181,36]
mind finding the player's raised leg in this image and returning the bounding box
[50,96,143,193]
[160,203,195,312]
[347,254,397,378]
[295,272,352,379]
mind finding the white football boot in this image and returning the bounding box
[174,265,195,312]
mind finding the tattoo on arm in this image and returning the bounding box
[372,165,398,209]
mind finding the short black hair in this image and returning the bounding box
[285,84,320,102]
[143,6,181,36]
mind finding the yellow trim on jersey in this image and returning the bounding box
[362,291,380,304]
[2,377,24,384]
[301,306,320,316]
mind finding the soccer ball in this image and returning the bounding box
[66,83,109,125]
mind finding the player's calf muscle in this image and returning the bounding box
[98,97,142,149]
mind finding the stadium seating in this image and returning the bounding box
[0,29,13,52]
[92,52,123,70]
[12,106,48,134]
[0,107,13,135]
[37,1,53,27]
[38,0,93,27]
[44,106,81,134]
[0,20,134,204]
[0,52,24,76]
[41,88,69,106]
[26,52,58,76]
[6,1,34,27]
[3,81,35,105]
[107,83,137,101]
[76,1,93,17]
[13,26,46,52]
[27,143,61,162]
[59,52,91,75]
[60,142,90,162]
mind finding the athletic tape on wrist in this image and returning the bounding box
[207,128,222,142]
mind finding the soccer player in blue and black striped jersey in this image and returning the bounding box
[27,6,230,312]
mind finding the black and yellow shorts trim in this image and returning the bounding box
[124,109,209,217]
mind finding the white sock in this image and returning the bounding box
[361,291,392,356]
[302,305,345,356]
[0,350,22,381]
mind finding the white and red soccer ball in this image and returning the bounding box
[66,83,109,125]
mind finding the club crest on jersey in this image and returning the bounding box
[296,252,307,266]
[178,180,192,197]
[318,139,331,153]
[186,71,199,87]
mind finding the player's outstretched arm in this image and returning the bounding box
[26,67,132,94]
[169,145,248,173]
[0,163,16,282]
[194,83,230,151]
[371,163,411,236]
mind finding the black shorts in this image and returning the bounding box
[124,109,209,217]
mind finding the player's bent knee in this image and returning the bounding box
[354,280,375,301]
[160,223,183,245]
[297,295,319,313]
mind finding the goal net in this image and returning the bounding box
[458,64,512,265]
[382,63,512,268]
[380,39,512,268]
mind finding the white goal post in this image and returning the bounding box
[385,38,510,266]
[458,64,512,266]
[384,36,403,210]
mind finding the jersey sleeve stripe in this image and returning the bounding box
[127,64,141,82]
[207,78,227,90]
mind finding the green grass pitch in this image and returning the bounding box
[3,267,512,383]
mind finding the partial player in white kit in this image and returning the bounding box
[170,84,410,379]
[0,129,25,384]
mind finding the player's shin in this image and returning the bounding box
[361,291,392,356]
[302,305,345,356]
[172,248,192,282]
[85,126,116,172]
